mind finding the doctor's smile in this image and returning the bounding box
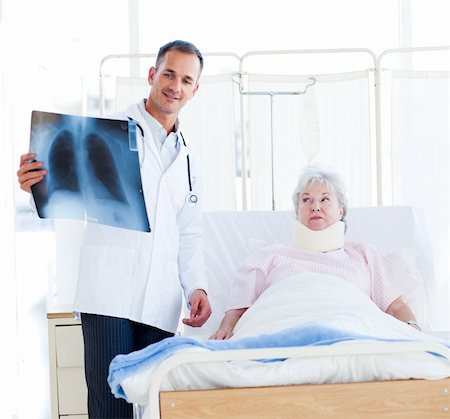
[163,90,180,101]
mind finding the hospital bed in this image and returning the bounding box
[108,206,450,418]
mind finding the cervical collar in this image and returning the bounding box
[293,220,345,252]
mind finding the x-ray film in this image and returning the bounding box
[29,111,150,232]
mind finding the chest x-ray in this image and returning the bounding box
[29,111,150,232]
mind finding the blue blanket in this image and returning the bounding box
[108,322,428,400]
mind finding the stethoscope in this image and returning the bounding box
[130,118,198,206]
[178,131,198,206]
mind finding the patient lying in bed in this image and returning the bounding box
[211,165,420,339]
[107,169,449,404]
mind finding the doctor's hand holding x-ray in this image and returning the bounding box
[17,40,212,419]
[17,153,47,192]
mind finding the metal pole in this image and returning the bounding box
[270,94,275,210]
[374,60,383,206]
[233,78,316,210]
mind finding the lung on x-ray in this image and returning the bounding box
[29,110,150,232]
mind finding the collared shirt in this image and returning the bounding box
[138,100,180,172]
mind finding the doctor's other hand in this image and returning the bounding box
[182,289,212,327]
[17,152,47,193]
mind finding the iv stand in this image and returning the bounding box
[232,74,316,210]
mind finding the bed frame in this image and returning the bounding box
[146,342,450,418]
[159,378,450,418]
[135,207,448,418]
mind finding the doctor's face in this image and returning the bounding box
[297,181,344,231]
[147,49,201,121]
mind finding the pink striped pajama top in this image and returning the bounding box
[226,242,418,313]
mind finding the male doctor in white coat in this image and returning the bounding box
[17,40,212,418]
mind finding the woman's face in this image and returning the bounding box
[297,181,344,231]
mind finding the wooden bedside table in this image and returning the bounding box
[47,313,88,419]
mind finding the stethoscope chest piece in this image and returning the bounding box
[186,192,198,206]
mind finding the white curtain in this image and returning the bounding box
[177,74,239,211]
[113,76,149,112]
[390,70,450,329]
[246,71,374,210]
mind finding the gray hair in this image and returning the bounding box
[292,165,348,228]
[156,40,204,77]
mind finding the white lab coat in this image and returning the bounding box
[73,102,207,333]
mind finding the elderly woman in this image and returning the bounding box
[211,165,420,339]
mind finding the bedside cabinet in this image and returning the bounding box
[47,313,88,419]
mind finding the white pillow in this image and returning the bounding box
[247,238,271,251]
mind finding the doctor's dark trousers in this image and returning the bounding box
[81,313,174,419]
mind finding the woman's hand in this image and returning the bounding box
[209,326,234,340]
[386,297,421,330]
[208,307,247,340]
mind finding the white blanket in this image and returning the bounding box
[119,273,450,406]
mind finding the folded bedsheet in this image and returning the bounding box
[108,273,450,405]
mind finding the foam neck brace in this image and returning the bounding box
[293,220,345,252]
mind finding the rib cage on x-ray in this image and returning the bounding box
[85,133,128,203]
[30,111,150,232]
[48,130,80,193]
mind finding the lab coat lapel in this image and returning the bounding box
[168,137,188,174]
[125,103,164,172]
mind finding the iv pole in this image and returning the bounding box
[232,74,316,210]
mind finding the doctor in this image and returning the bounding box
[17,40,212,419]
